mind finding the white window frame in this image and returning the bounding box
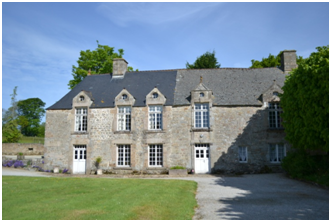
[148,105,162,130]
[117,106,131,131]
[117,145,131,167]
[268,103,283,129]
[269,144,286,163]
[75,108,87,132]
[148,144,163,167]
[238,146,248,163]
[194,103,209,128]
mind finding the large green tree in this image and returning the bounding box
[17,98,46,137]
[280,45,329,152]
[250,51,306,68]
[186,51,220,69]
[68,41,137,89]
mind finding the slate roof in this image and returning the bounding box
[174,68,286,106]
[47,67,287,110]
[47,70,177,109]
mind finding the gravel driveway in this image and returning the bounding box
[2,168,329,220]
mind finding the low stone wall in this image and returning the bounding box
[2,143,44,155]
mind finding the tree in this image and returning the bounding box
[68,41,137,89]
[2,86,22,142]
[17,98,46,136]
[186,51,220,69]
[250,51,306,68]
[280,45,329,152]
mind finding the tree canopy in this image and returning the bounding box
[186,51,220,69]
[280,45,329,152]
[250,51,306,68]
[68,41,137,89]
[17,98,46,137]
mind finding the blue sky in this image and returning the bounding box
[2,2,329,120]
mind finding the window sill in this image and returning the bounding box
[114,131,133,134]
[191,128,212,132]
[144,130,165,134]
[147,167,166,170]
[71,131,89,135]
[113,167,132,170]
[267,128,284,132]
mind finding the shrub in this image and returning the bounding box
[14,160,24,168]
[170,166,186,170]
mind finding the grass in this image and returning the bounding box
[2,136,45,144]
[2,176,197,220]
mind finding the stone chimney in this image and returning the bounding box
[113,58,128,78]
[280,50,297,73]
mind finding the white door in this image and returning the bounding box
[73,145,86,174]
[195,144,210,173]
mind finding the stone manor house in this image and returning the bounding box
[44,50,297,174]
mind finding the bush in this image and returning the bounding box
[282,149,329,186]
[14,160,24,168]
[170,166,186,170]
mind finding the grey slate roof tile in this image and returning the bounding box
[47,67,286,110]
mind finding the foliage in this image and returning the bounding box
[68,41,137,89]
[282,150,328,187]
[2,177,197,220]
[170,166,186,169]
[2,160,25,168]
[2,119,22,143]
[280,45,329,153]
[94,157,102,169]
[250,51,306,68]
[17,98,46,136]
[186,50,220,69]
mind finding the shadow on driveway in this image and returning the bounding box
[203,173,329,220]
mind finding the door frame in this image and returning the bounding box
[194,144,210,173]
[73,145,87,174]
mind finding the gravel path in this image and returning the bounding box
[2,168,329,220]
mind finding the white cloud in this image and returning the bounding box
[96,2,222,27]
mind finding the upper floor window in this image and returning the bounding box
[79,96,85,101]
[269,144,286,163]
[149,105,162,130]
[200,92,205,97]
[118,106,131,131]
[75,108,87,132]
[268,102,283,128]
[194,103,209,128]
[122,94,128,100]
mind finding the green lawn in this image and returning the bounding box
[2,176,197,220]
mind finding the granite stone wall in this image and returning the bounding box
[2,143,44,155]
[44,104,288,174]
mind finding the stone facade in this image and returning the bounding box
[45,103,288,174]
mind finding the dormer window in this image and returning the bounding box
[122,94,128,100]
[200,92,205,97]
[152,92,158,99]
[79,96,85,101]
[273,92,279,96]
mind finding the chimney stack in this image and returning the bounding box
[113,58,128,78]
[280,50,297,73]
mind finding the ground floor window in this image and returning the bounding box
[117,145,131,167]
[149,144,163,167]
[269,144,286,163]
[238,146,247,163]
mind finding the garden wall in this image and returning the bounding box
[2,143,44,155]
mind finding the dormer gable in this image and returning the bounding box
[146,87,166,105]
[260,81,283,103]
[190,76,213,104]
[115,89,135,106]
[72,90,93,108]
